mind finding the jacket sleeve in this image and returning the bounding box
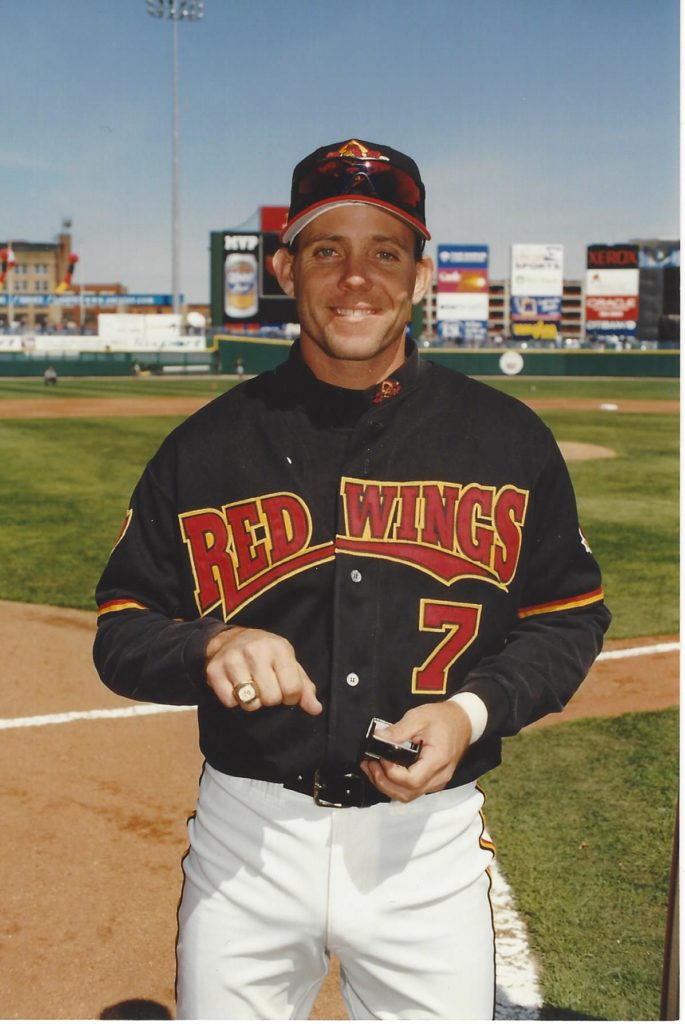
[460,431,611,737]
[92,446,228,706]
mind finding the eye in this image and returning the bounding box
[314,246,338,258]
[376,249,401,262]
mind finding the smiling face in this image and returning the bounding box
[272,205,433,388]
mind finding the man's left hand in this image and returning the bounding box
[360,701,471,803]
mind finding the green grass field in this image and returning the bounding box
[0,373,679,1019]
[485,709,678,1021]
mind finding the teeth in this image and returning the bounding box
[335,308,375,318]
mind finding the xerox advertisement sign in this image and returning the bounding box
[585,245,639,335]
[436,245,489,342]
[510,244,563,340]
[587,244,639,271]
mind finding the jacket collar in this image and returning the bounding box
[279,337,421,426]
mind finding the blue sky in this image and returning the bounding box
[1,0,679,302]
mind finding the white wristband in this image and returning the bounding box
[448,692,488,744]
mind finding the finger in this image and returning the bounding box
[209,676,241,708]
[374,715,422,747]
[247,663,286,707]
[361,758,424,803]
[206,658,246,708]
[270,651,309,706]
[237,692,262,713]
[297,668,323,716]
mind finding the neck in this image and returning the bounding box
[299,335,407,389]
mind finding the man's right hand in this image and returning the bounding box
[205,627,322,716]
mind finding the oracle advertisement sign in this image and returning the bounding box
[510,244,563,341]
[436,245,489,342]
[585,245,639,335]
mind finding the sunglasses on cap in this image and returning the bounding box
[297,157,421,209]
[282,143,430,244]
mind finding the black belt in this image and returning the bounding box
[282,766,390,808]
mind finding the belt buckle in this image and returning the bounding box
[313,768,365,808]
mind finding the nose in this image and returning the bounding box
[338,252,372,291]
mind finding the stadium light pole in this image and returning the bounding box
[146,0,204,320]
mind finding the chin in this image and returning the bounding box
[325,336,392,362]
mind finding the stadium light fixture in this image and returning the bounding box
[146,0,205,318]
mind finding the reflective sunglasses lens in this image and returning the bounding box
[297,160,421,211]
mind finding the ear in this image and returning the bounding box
[272,246,296,298]
[412,256,434,305]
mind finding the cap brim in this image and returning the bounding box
[281,197,431,244]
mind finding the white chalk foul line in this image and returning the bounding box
[0,702,195,730]
[492,860,543,1019]
[0,641,678,732]
[596,640,679,661]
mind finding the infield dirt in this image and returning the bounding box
[0,390,678,1019]
[0,598,678,1020]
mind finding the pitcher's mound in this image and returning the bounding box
[559,441,616,461]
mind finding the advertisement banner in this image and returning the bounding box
[510,296,562,322]
[587,244,639,270]
[223,233,260,320]
[0,293,177,307]
[436,245,489,341]
[437,292,490,321]
[510,321,559,341]
[585,320,638,335]
[438,320,489,342]
[510,244,563,297]
[437,267,488,292]
[585,267,640,296]
[585,244,639,336]
[586,296,639,322]
[438,245,489,270]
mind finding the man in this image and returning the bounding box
[94,139,610,1020]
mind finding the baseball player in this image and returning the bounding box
[94,138,610,1020]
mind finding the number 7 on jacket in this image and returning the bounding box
[411,600,482,695]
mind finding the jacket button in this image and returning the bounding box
[350,569,362,583]
[346,672,360,687]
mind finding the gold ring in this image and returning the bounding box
[234,679,260,705]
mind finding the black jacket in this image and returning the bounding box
[94,342,610,787]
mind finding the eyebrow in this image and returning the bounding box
[304,232,411,250]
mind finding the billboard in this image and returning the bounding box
[510,296,562,321]
[436,245,489,342]
[210,223,297,328]
[510,244,563,340]
[223,233,260,320]
[585,245,639,336]
[0,293,177,307]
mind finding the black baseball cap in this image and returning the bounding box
[281,138,431,244]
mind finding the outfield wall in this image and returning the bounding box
[0,338,678,378]
[0,351,213,377]
[215,336,680,378]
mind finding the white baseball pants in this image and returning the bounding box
[176,765,495,1020]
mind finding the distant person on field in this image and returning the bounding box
[43,365,58,386]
